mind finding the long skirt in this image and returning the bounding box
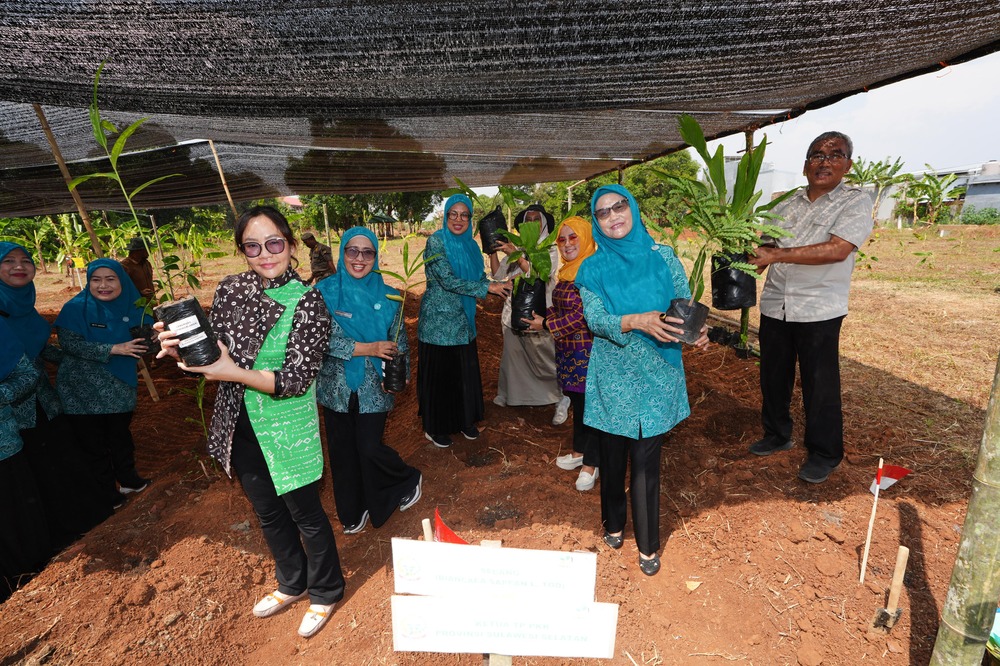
[417,339,484,436]
[0,449,50,603]
[496,327,560,406]
[324,396,420,529]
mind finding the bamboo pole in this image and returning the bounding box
[930,352,1000,665]
[32,104,104,258]
[208,139,239,219]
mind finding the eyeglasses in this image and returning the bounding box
[239,238,286,258]
[556,233,578,245]
[594,198,629,221]
[806,152,848,165]
[344,247,376,261]
[447,210,470,221]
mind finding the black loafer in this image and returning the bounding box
[639,554,661,576]
[749,437,793,456]
[798,458,839,484]
[602,531,623,549]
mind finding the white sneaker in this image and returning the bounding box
[555,453,584,470]
[575,468,599,491]
[552,395,571,425]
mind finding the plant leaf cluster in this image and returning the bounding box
[652,114,796,301]
[498,220,557,287]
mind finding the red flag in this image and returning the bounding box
[433,507,468,544]
[869,464,912,494]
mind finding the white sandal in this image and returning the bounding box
[252,590,306,618]
[298,603,336,638]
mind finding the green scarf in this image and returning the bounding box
[243,280,323,495]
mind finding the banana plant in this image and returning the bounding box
[68,61,184,299]
[653,114,796,304]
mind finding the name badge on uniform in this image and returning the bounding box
[90,323,107,329]
[334,310,353,318]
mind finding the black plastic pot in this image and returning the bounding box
[154,297,221,367]
[478,206,507,254]
[382,352,407,393]
[711,252,757,311]
[662,298,710,345]
[129,323,161,357]
[510,278,547,332]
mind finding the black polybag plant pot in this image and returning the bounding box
[711,252,757,310]
[663,298,710,345]
[382,353,407,393]
[129,323,161,357]
[154,297,221,367]
[478,206,507,254]
[510,279,546,332]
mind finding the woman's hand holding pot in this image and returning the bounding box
[153,321,182,361]
[623,311,683,343]
[488,280,511,298]
[360,340,398,360]
[111,338,148,358]
[522,313,545,332]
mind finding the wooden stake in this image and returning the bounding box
[32,103,104,258]
[208,139,239,219]
[421,518,433,542]
[860,457,884,583]
[138,358,159,402]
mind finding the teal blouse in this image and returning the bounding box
[55,327,137,415]
[1,355,39,460]
[316,306,410,414]
[579,246,693,439]
[417,233,490,346]
[11,348,63,430]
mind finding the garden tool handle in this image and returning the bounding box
[886,545,910,612]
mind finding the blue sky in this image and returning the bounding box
[705,50,1000,184]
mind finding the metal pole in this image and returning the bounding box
[930,351,1000,664]
[32,103,104,258]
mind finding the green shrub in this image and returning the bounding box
[959,206,1000,225]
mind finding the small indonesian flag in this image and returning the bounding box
[433,507,468,545]
[869,464,912,495]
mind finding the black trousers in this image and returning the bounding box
[231,407,345,606]
[598,431,664,557]
[0,449,50,603]
[324,396,420,529]
[567,390,600,468]
[759,314,845,466]
[21,402,111,547]
[67,411,144,507]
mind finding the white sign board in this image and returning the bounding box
[392,594,619,658]
[392,538,596,602]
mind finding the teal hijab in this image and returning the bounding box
[315,227,398,391]
[54,259,148,387]
[575,184,682,368]
[432,194,481,334]
[0,242,51,360]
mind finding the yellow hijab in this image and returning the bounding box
[556,216,597,282]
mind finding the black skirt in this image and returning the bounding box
[417,339,484,436]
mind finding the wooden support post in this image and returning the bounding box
[208,139,239,219]
[138,358,159,402]
[323,203,333,248]
[33,103,104,258]
[480,540,512,666]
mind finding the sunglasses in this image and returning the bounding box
[239,238,286,258]
[594,198,629,221]
[345,247,376,261]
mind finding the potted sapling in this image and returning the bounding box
[498,219,557,333]
[654,114,795,351]
[376,237,438,393]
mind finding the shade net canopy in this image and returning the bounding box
[0,1,998,217]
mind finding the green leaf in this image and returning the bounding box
[110,117,149,169]
[130,173,183,200]
[68,171,119,190]
[386,294,404,302]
